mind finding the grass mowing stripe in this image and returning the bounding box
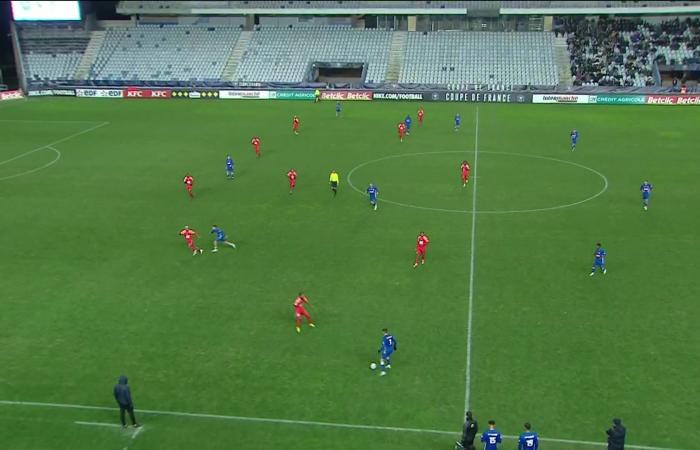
[464,107,479,412]
[0,400,678,450]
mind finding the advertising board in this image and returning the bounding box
[172,90,219,99]
[589,94,646,105]
[124,88,172,99]
[443,92,531,103]
[646,95,700,105]
[76,89,123,98]
[0,89,24,101]
[219,90,274,100]
[533,94,590,104]
[320,90,372,101]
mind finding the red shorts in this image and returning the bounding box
[418,116,424,122]
[295,307,310,319]
[399,132,405,138]
[416,247,426,255]
[254,145,260,153]
[462,171,470,180]
[186,240,196,249]
[289,180,296,188]
[186,185,193,192]
[293,124,299,130]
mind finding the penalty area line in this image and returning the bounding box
[0,400,678,450]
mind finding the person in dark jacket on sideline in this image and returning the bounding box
[606,418,626,450]
[113,375,140,428]
[456,410,478,450]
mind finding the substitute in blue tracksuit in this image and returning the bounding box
[113,375,141,428]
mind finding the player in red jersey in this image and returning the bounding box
[287,168,297,194]
[417,107,425,126]
[179,226,204,256]
[413,231,430,267]
[251,136,261,158]
[293,292,315,333]
[460,160,471,187]
[292,116,300,135]
[183,174,194,199]
[398,122,406,142]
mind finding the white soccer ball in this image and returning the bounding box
[369,362,377,370]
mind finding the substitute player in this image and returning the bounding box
[461,160,471,187]
[335,101,342,117]
[378,328,397,376]
[640,180,653,211]
[183,174,194,199]
[570,129,579,151]
[518,423,539,450]
[329,170,340,197]
[454,113,461,131]
[367,183,379,211]
[413,232,430,267]
[225,155,234,179]
[251,136,261,158]
[590,242,607,276]
[404,114,412,135]
[211,225,236,252]
[292,115,300,135]
[398,122,406,142]
[417,107,424,126]
[287,168,297,194]
[179,226,203,256]
[293,292,315,334]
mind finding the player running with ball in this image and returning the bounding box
[378,328,397,376]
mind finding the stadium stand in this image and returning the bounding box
[234,27,392,83]
[88,25,241,82]
[564,17,700,87]
[400,31,558,87]
[19,26,90,82]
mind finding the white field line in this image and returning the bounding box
[0,120,109,166]
[464,107,479,412]
[0,119,106,123]
[0,400,679,450]
[0,146,61,181]
[132,425,144,439]
[74,421,122,428]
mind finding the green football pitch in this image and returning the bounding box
[0,97,697,450]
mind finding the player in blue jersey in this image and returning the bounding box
[481,420,502,450]
[640,180,653,211]
[367,183,379,211]
[454,113,462,131]
[335,101,342,117]
[570,129,579,151]
[590,242,607,276]
[226,155,234,179]
[518,423,539,450]
[378,328,397,376]
[211,225,236,252]
[404,115,412,135]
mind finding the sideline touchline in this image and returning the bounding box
[0,400,678,450]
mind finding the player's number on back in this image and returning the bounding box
[489,437,497,444]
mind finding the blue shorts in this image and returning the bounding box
[369,197,377,204]
[381,349,393,360]
[216,236,227,242]
[642,194,650,200]
[594,260,605,267]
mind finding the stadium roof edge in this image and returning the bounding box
[501,6,700,15]
[118,6,700,16]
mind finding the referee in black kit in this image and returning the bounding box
[456,410,478,450]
